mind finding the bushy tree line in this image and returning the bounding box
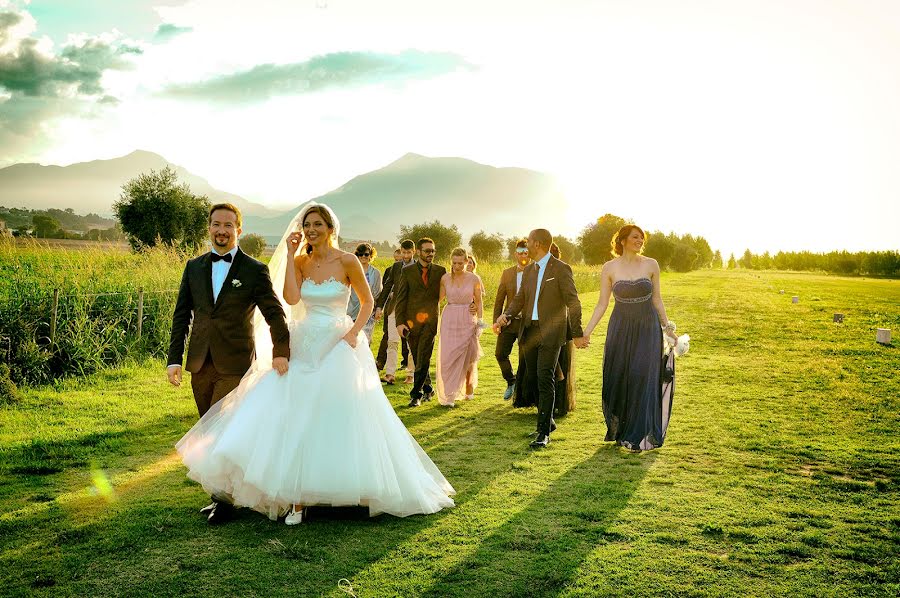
[733,249,900,276]
[577,213,714,271]
[2,206,123,241]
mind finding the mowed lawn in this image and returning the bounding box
[1,270,898,597]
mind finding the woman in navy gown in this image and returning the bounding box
[582,224,677,451]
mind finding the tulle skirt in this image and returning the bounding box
[176,313,455,519]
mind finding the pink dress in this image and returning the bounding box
[436,272,484,405]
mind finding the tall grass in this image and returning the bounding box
[1,241,603,387]
[0,240,188,385]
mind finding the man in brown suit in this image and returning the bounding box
[167,202,290,523]
[492,238,532,400]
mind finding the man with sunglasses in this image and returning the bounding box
[394,237,446,407]
[492,238,532,400]
[347,242,382,343]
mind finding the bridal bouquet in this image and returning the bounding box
[663,321,690,357]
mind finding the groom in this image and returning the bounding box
[394,237,446,407]
[496,229,586,448]
[167,202,291,523]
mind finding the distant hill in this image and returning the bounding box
[244,153,571,244]
[0,151,573,246]
[0,150,281,219]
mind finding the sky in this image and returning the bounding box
[1,0,898,258]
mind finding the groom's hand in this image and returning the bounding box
[167,365,182,387]
[574,336,590,349]
[272,357,289,376]
[495,314,510,328]
[396,324,409,338]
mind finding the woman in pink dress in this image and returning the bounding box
[436,248,484,407]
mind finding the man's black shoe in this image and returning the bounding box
[529,434,550,449]
[199,502,217,515]
[526,422,557,437]
[207,502,235,524]
[408,397,422,407]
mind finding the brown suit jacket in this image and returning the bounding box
[493,265,526,333]
[167,248,290,375]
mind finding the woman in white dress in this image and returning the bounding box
[176,203,455,524]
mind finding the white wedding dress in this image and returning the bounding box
[176,277,456,519]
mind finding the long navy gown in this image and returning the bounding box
[602,278,668,450]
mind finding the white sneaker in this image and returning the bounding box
[285,506,307,525]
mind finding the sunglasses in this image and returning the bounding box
[421,249,436,254]
[356,252,371,257]
[515,248,529,254]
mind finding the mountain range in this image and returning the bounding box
[0,150,572,243]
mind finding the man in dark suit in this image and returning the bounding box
[492,238,532,401]
[394,237,446,407]
[167,202,290,522]
[374,239,415,383]
[496,229,586,448]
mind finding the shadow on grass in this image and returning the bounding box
[1,394,570,595]
[420,445,657,597]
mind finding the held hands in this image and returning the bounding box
[166,365,182,387]
[286,231,303,256]
[273,357,289,376]
[495,314,510,328]
[396,324,409,338]
[573,336,590,349]
[374,307,383,321]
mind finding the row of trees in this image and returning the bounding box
[732,249,900,277]
[111,168,896,277]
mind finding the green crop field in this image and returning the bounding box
[1,265,898,596]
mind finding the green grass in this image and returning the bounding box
[1,270,898,596]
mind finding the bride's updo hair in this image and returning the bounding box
[611,224,647,257]
[300,205,337,255]
[450,247,468,260]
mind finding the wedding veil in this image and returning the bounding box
[250,201,341,371]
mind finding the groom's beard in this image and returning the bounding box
[213,235,231,249]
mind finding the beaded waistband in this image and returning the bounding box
[616,293,652,304]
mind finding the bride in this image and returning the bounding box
[176,202,455,524]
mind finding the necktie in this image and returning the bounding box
[211,252,232,263]
[421,265,429,287]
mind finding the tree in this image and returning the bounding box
[739,249,754,269]
[469,231,505,263]
[670,243,699,272]
[32,215,61,238]
[114,166,211,250]
[643,233,676,270]
[577,213,627,266]
[398,221,462,258]
[554,235,582,263]
[241,233,267,258]
[727,253,737,269]
[712,250,723,269]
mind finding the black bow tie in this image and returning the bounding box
[211,252,233,263]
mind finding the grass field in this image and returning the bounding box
[1,270,898,596]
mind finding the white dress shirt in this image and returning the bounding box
[531,252,552,321]
[516,269,524,293]
[212,246,239,302]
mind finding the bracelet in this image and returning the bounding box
[662,321,676,332]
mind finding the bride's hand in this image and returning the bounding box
[286,231,303,256]
[342,331,358,348]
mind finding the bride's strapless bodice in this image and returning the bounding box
[290,278,354,369]
[301,277,351,318]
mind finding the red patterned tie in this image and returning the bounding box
[421,266,429,287]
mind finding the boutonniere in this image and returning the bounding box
[231,279,242,288]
